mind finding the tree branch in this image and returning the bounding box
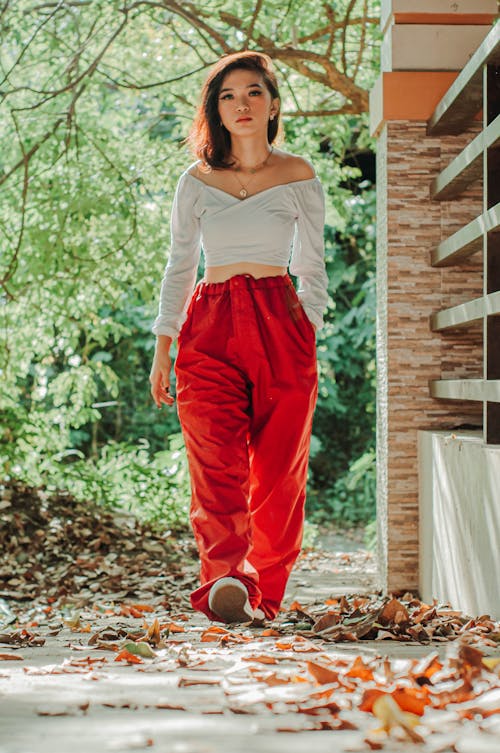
[283,106,360,117]
[1,113,30,291]
[96,61,210,90]
[0,117,65,188]
[9,12,130,111]
[353,0,369,81]
[246,0,263,47]
[25,1,92,10]
[217,10,369,112]
[297,16,378,45]
[341,0,358,75]
[0,3,61,87]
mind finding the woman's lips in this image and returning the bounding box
[236,117,252,122]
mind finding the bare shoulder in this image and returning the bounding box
[186,160,204,177]
[272,149,316,181]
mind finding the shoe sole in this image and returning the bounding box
[209,583,252,623]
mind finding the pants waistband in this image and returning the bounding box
[196,273,292,296]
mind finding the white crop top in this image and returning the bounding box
[152,163,329,339]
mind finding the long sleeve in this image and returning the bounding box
[289,178,329,330]
[151,172,202,339]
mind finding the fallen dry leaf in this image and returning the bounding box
[164,621,185,633]
[307,660,341,686]
[242,654,278,665]
[114,648,143,664]
[121,641,156,659]
[379,598,409,626]
[372,694,424,743]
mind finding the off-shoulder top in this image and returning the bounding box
[151,164,329,339]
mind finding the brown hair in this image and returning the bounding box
[186,51,282,170]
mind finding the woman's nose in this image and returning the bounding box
[236,101,249,111]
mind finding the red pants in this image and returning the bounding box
[174,274,318,620]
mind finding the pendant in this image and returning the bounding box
[239,188,247,198]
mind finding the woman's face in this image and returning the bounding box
[217,68,279,137]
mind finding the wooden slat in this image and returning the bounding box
[431,114,500,200]
[429,379,500,403]
[431,291,500,331]
[431,202,500,266]
[427,24,500,135]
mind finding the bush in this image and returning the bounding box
[2,432,191,534]
[307,448,376,527]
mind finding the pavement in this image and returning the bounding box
[0,545,499,753]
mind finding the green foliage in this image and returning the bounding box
[364,518,378,553]
[1,2,379,534]
[308,449,376,527]
[304,182,376,525]
[3,429,191,533]
[302,520,319,550]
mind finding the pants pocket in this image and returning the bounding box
[284,284,316,343]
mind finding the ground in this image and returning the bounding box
[1,482,499,752]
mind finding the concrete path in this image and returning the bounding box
[0,547,498,753]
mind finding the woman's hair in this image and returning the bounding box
[186,51,282,170]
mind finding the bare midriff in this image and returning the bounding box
[204,262,287,283]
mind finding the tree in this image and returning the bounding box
[0,0,380,527]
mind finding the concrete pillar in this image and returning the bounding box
[370,1,497,593]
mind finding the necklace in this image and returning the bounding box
[232,147,273,198]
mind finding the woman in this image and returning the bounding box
[149,51,328,625]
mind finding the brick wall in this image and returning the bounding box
[377,120,483,592]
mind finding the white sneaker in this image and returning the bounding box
[208,577,254,623]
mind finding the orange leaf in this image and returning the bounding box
[379,598,409,626]
[0,653,23,661]
[242,655,278,665]
[307,661,340,685]
[219,632,250,644]
[289,600,303,611]
[339,596,350,612]
[120,605,144,618]
[413,652,443,679]
[114,649,143,664]
[143,617,162,646]
[129,603,154,613]
[260,628,281,637]
[360,688,385,712]
[391,688,428,716]
[201,626,229,642]
[165,622,185,633]
[346,656,375,682]
[428,679,477,708]
[372,694,424,743]
[313,612,340,633]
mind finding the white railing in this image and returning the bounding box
[428,23,500,444]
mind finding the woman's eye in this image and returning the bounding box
[220,93,233,100]
[249,90,261,96]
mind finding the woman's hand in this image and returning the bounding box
[150,336,175,408]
